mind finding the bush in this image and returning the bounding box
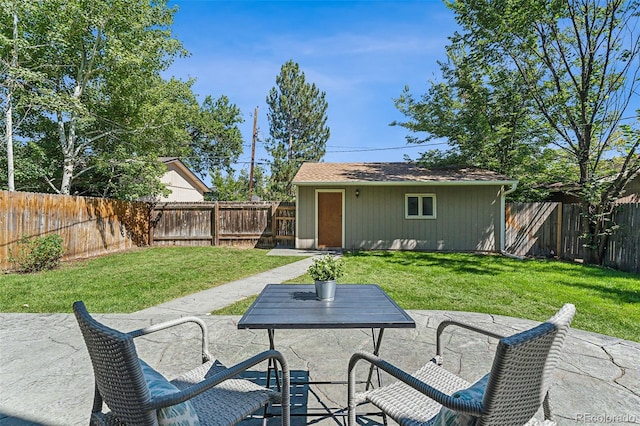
[9,234,64,273]
[307,255,345,281]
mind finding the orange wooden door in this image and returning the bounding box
[317,192,342,248]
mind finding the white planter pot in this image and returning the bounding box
[314,280,336,301]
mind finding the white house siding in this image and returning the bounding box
[160,167,204,202]
[296,184,501,251]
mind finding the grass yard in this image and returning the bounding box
[3,247,638,342]
[0,247,302,313]
[213,251,640,342]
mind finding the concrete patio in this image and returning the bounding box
[1,255,639,425]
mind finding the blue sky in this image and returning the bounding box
[165,0,458,173]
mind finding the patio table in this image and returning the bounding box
[237,283,415,419]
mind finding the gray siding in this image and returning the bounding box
[296,186,317,249]
[296,184,502,251]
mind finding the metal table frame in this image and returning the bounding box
[237,284,416,421]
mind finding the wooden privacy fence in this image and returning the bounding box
[506,202,640,273]
[3,190,638,274]
[0,190,149,270]
[150,201,295,248]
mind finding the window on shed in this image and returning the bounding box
[405,194,436,219]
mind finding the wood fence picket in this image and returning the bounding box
[1,190,638,273]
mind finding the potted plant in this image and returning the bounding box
[308,255,345,301]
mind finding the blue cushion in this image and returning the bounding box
[432,374,489,426]
[139,359,201,426]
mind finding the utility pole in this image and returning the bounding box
[248,106,258,201]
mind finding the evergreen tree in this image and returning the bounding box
[265,60,330,200]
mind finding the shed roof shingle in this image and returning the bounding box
[292,162,516,185]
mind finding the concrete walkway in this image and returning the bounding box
[134,253,319,316]
[1,251,639,425]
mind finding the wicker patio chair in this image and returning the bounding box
[348,304,575,426]
[74,301,290,426]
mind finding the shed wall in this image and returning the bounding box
[296,185,502,251]
[296,186,316,248]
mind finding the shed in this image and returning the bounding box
[292,162,518,252]
[158,157,210,202]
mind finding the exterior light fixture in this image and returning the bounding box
[355,189,360,197]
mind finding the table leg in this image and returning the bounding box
[365,328,385,390]
[262,329,280,423]
[266,329,282,392]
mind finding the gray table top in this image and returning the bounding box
[237,284,416,329]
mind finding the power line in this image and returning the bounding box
[239,140,446,153]
[327,145,427,153]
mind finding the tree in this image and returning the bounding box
[393,38,558,200]
[209,165,267,201]
[1,1,45,192]
[38,0,190,195]
[1,0,245,200]
[1,0,185,197]
[187,95,244,177]
[265,60,330,200]
[1,6,17,192]
[443,0,640,264]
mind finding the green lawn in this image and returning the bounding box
[213,251,640,342]
[3,248,638,342]
[0,247,303,313]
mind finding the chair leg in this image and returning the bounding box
[89,385,107,425]
[543,391,553,421]
[348,359,358,426]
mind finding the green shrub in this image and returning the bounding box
[9,234,64,273]
[307,255,345,281]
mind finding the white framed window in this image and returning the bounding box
[405,193,436,219]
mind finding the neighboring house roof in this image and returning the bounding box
[293,162,517,186]
[543,173,640,204]
[159,157,210,194]
[619,174,640,203]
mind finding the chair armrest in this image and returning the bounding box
[348,351,483,416]
[148,349,290,415]
[128,316,211,363]
[435,320,505,363]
